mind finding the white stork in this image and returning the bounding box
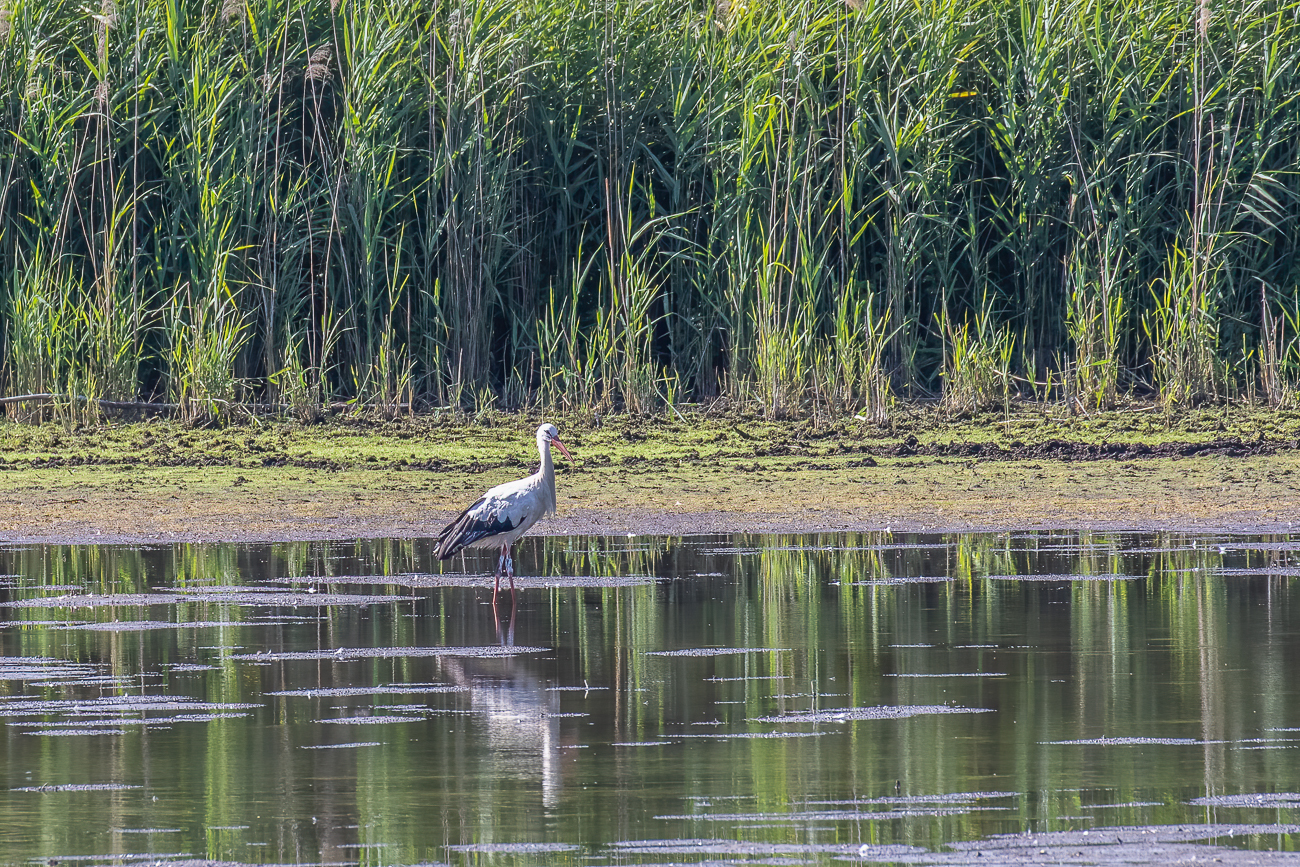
[435,423,574,598]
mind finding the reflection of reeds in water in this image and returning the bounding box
[2,530,1300,852]
[3,0,1300,418]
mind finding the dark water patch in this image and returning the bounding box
[754,705,993,724]
[231,645,547,661]
[646,647,790,657]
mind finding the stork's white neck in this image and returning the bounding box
[535,436,558,516]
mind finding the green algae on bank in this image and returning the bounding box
[1,403,1299,471]
[0,404,1299,543]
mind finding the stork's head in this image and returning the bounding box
[536,423,573,461]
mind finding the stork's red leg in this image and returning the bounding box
[505,545,517,599]
[494,544,508,596]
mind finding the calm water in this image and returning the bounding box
[0,532,1299,866]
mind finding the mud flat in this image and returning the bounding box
[1,404,1299,543]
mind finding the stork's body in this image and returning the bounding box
[435,424,573,598]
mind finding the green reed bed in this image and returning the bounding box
[1,0,1299,423]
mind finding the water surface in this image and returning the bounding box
[0,532,1299,865]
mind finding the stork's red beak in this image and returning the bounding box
[550,436,573,461]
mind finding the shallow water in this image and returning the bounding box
[0,532,1299,865]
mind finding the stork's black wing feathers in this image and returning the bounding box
[435,498,516,560]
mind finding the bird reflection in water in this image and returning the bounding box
[494,591,516,646]
[440,599,570,809]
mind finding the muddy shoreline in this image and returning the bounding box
[2,408,1299,544]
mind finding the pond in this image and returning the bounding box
[0,532,1298,866]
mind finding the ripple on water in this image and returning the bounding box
[752,705,993,724]
[0,656,100,681]
[0,697,260,725]
[1046,736,1212,745]
[59,620,241,632]
[646,647,790,657]
[673,731,831,740]
[610,839,911,857]
[1187,793,1300,807]
[10,590,416,608]
[24,729,128,737]
[886,672,1008,678]
[231,645,548,661]
[12,783,143,792]
[859,576,953,585]
[984,573,1141,582]
[268,685,466,697]
[269,572,658,589]
[448,843,579,853]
